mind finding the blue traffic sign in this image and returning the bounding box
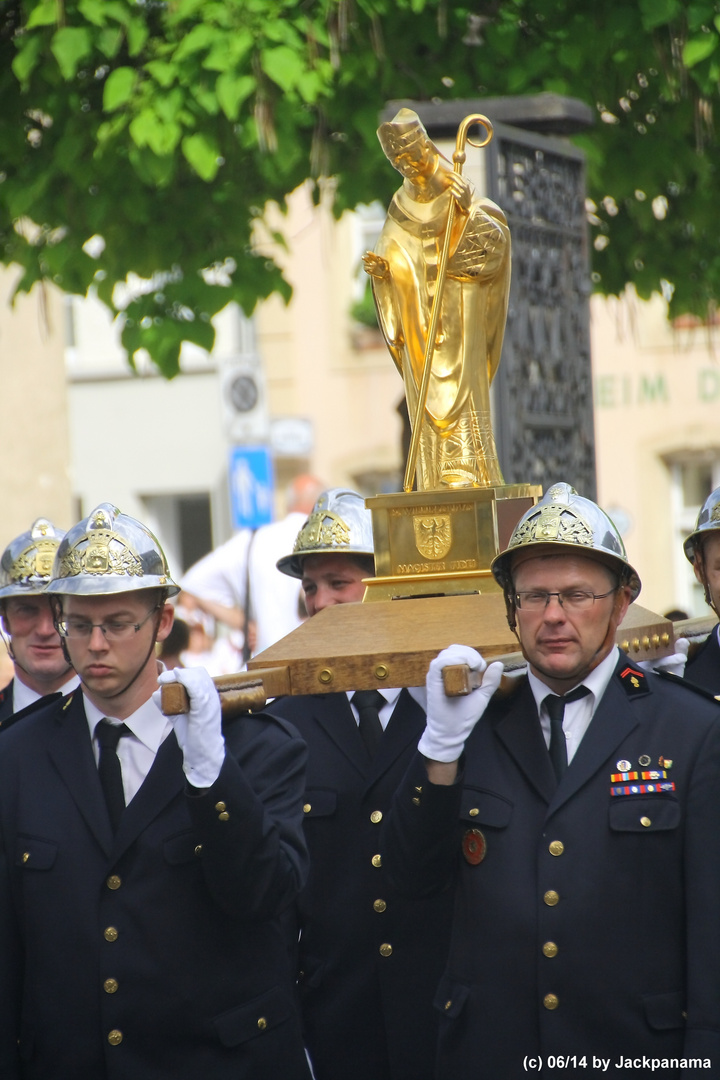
[228,446,274,530]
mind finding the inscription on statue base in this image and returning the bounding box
[364,484,542,601]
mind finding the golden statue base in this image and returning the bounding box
[363,484,542,601]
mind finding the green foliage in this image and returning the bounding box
[2,0,720,376]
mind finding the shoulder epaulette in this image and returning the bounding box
[617,664,650,698]
[655,668,720,705]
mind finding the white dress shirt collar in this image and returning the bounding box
[13,672,79,714]
[347,686,402,730]
[84,692,169,755]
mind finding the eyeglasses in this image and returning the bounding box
[57,606,159,642]
[514,588,618,612]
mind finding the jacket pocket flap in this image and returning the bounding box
[163,830,202,865]
[302,789,337,818]
[433,976,471,1019]
[15,836,57,870]
[298,954,326,989]
[460,788,512,827]
[642,990,686,1030]
[609,797,680,832]
[213,986,291,1047]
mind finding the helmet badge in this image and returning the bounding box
[61,508,143,579]
[294,510,351,555]
[509,504,593,550]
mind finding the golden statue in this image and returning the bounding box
[363,108,510,491]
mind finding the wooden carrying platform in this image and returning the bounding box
[246,595,677,695]
[161,600,717,716]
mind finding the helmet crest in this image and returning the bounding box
[45,503,179,597]
[277,489,375,579]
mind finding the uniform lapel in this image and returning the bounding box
[548,662,642,815]
[47,691,115,857]
[113,731,185,857]
[312,692,370,778]
[494,680,557,805]
[0,681,14,727]
[363,689,426,793]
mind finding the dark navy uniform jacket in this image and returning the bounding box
[0,680,62,732]
[0,690,312,1080]
[0,682,12,728]
[685,628,720,697]
[384,653,720,1080]
[268,689,453,1080]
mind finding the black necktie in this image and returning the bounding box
[543,686,590,781]
[352,690,385,758]
[95,719,130,831]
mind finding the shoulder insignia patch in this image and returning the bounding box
[618,665,649,698]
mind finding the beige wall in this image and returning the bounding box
[591,289,720,616]
[0,266,74,550]
[257,184,405,492]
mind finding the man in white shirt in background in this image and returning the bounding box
[180,473,324,659]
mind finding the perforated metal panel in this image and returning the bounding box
[487,123,596,498]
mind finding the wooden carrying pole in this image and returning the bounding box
[158,601,702,718]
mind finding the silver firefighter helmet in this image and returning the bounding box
[491,482,641,600]
[45,503,179,598]
[0,518,66,599]
[277,488,375,579]
[683,485,720,563]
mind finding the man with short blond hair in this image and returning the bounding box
[270,488,452,1080]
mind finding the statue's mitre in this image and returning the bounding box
[377,108,427,156]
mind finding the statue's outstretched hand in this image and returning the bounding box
[362,251,390,280]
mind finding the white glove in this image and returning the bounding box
[418,644,503,763]
[637,637,689,678]
[153,666,225,788]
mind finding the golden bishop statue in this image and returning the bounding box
[363,107,511,491]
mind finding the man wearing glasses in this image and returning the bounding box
[0,503,311,1080]
[385,483,720,1078]
[0,518,78,726]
